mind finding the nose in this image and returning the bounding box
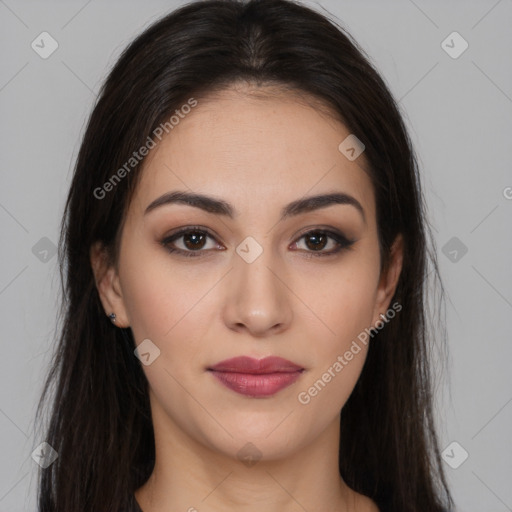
[221,243,293,338]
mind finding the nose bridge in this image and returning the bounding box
[222,235,293,336]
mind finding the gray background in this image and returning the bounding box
[1,0,511,510]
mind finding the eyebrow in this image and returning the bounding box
[144,190,366,223]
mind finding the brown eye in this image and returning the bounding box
[161,227,220,258]
[304,231,328,251]
[292,229,355,256]
[182,231,208,250]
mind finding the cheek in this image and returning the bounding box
[293,253,379,411]
[295,289,374,425]
[119,242,209,340]
[300,251,380,348]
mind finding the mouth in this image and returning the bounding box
[207,356,305,398]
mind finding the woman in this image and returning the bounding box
[35,0,454,510]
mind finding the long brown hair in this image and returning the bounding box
[35,0,454,510]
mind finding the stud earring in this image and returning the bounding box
[109,312,116,323]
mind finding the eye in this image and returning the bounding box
[160,226,355,258]
[161,226,222,258]
[290,229,355,257]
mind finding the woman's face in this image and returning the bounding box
[93,84,402,461]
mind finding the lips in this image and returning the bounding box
[207,356,304,397]
[208,356,303,374]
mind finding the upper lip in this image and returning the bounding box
[208,356,304,374]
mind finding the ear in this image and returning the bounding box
[90,241,130,327]
[372,234,403,325]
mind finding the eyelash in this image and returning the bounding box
[160,225,355,259]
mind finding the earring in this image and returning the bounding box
[109,312,116,323]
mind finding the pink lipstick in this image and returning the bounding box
[207,356,304,397]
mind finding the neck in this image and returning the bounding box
[135,404,359,512]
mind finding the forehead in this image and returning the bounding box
[129,85,375,222]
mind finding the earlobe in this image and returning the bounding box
[89,241,130,327]
[372,234,404,325]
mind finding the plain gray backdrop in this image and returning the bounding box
[1,0,511,510]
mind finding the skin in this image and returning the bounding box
[91,83,403,512]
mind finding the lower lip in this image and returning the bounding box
[209,370,303,397]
